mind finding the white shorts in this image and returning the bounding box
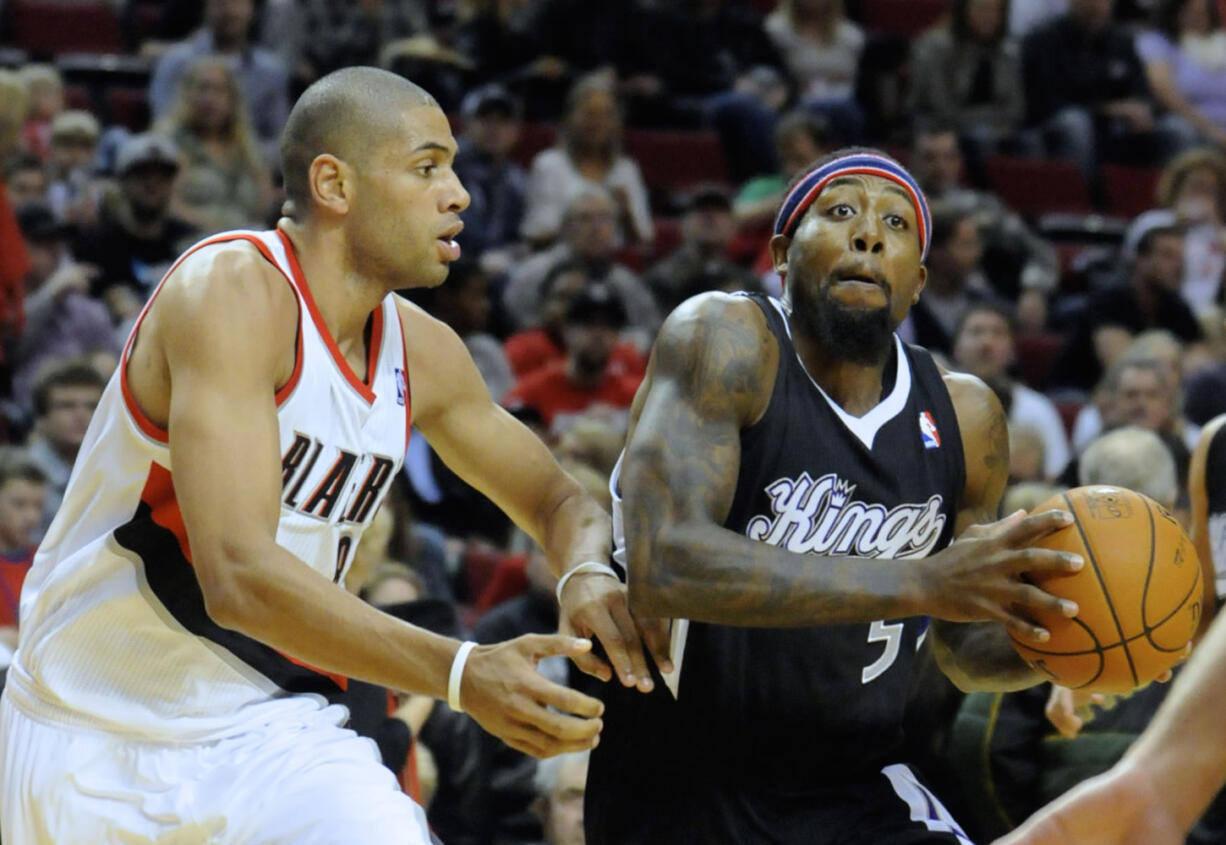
[0,691,433,844]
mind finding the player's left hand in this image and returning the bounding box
[559,571,672,693]
[1044,684,1106,738]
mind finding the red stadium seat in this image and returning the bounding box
[623,128,730,194]
[1102,164,1161,219]
[1014,332,1064,391]
[861,0,949,38]
[9,0,121,55]
[1055,398,1084,440]
[63,83,91,110]
[986,156,1093,216]
[509,122,558,168]
[105,86,150,132]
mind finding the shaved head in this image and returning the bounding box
[280,67,438,213]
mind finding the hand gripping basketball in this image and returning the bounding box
[456,634,605,759]
[920,509,1084,642]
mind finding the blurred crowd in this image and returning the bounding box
[3,0,1226,842]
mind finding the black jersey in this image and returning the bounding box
[1204,421,1226,603]
[588,294,968,845]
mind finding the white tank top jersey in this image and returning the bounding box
[6,229,411,741]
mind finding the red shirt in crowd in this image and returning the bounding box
[504,329,647,381]
[504,360,641,429]
[0,183,28,352]
[0,547,36,628]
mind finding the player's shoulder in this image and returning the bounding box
[159,236,295,318]
[655,292,775,366]
[938,366,1005,437]
[392,292,461,351]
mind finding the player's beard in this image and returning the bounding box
[791,278,895,366]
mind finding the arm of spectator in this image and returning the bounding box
[907,33,957,128]
[1188,415,1226,637]
[17,263,98,360]
[1143,58,1226,144]
[611,160,653,246]
[1092,325,1134,372]
[148,48,185,121]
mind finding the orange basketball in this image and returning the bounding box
[1008,485,1202,693]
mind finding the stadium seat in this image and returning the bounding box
[509,122,558,168]
[63,83,91,110]
[623,128,730,194]
[861,0,949,38]
[986,156,1093,216]
[9,0,121,55]
[1014,332,1064,391]
[105,86,150,132]
[1102,164,1161,219]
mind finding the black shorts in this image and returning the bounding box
[585,758,973,845]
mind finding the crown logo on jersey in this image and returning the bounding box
[394,368,407,407]
[919,411,940,449]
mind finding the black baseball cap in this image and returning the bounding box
[461,83,522,121]
[686,184,732,213]
[16,202,72,243]
[565,282,627,328]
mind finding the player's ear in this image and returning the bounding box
[911,264,928,303]
[769,234,791,277]
[309,154,352,216]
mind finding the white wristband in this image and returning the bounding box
[447,640,478,713]
[555,561,620,604]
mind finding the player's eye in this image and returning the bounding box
[416,163,437,177]
[829,203,855,218]
[885,214,907,229]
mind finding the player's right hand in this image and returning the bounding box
[921,509,1083,642]
[459,633,605,759]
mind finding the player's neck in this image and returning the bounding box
[792,329,891,417]
[279,220,387,347]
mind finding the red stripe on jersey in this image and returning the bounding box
[276,229,382,405]
[139,461,193,564]
[399,305,412,453]
[120,232,305,443]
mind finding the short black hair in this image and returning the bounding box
[953,298,1018,342]
[280,67,437,213]
[541,259,591,299]
[0,452,46,489]
[928,198,977,251]
[33,361,106,418]
[3,152,43,181]
[1135,223,1184,258]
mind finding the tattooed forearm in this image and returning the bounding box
[930,619,1042,692]
[621,295,927,628]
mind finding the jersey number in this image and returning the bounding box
[862,619,904,684]
[334,535,354,584]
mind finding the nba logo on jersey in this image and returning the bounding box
[394,368,407,407]
[919,411,941,449]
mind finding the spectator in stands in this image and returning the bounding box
[298,0,426,78]
[1021,0,1159,187]
[910,126,1059,330]
[504,282,642,433]
[1137,0,1226,149]
[0,72,29,359]
[453,84,527,271]
[1009,423,1049,483]
[520,73,652,247]
[1054,224,1202,391]
[534,750,590,845]
[74,134,197,325]
[643,186,760,313]
[45,111,103,228]
[16,65,63,163]
[642,0,786,182]
[953,302,1072,479]
[0,455,46,664]
[156,57,271,234]
[25,362,106,537]
[901,200,999,355]
[13,204,117,414]
[1104,356,1200,452]
[149,0,289,155]
[504,187,660,346]
[505,260,647,384]
[764,0,865,142]
[1010,0,1069,36]
[451,0,552,117]
[910,0,1026,159]
[1125,146,1226,312]
[734,110,832,235]
[4,155,47,208]
[408,259,514,401]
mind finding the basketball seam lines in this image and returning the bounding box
[1065,491,1139,688]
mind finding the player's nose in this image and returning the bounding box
[850,216,884,254]
[443,171,471,214]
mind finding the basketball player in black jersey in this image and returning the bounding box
[583,149,1085,844]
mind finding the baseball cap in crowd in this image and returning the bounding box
[49,110,100,143]
[565,282,627,329]
[461,83,522,121]
[16,202,72,243]
[116,134,180,176]
[685,184,733,213]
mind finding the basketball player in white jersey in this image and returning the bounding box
[0,67,666,844]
